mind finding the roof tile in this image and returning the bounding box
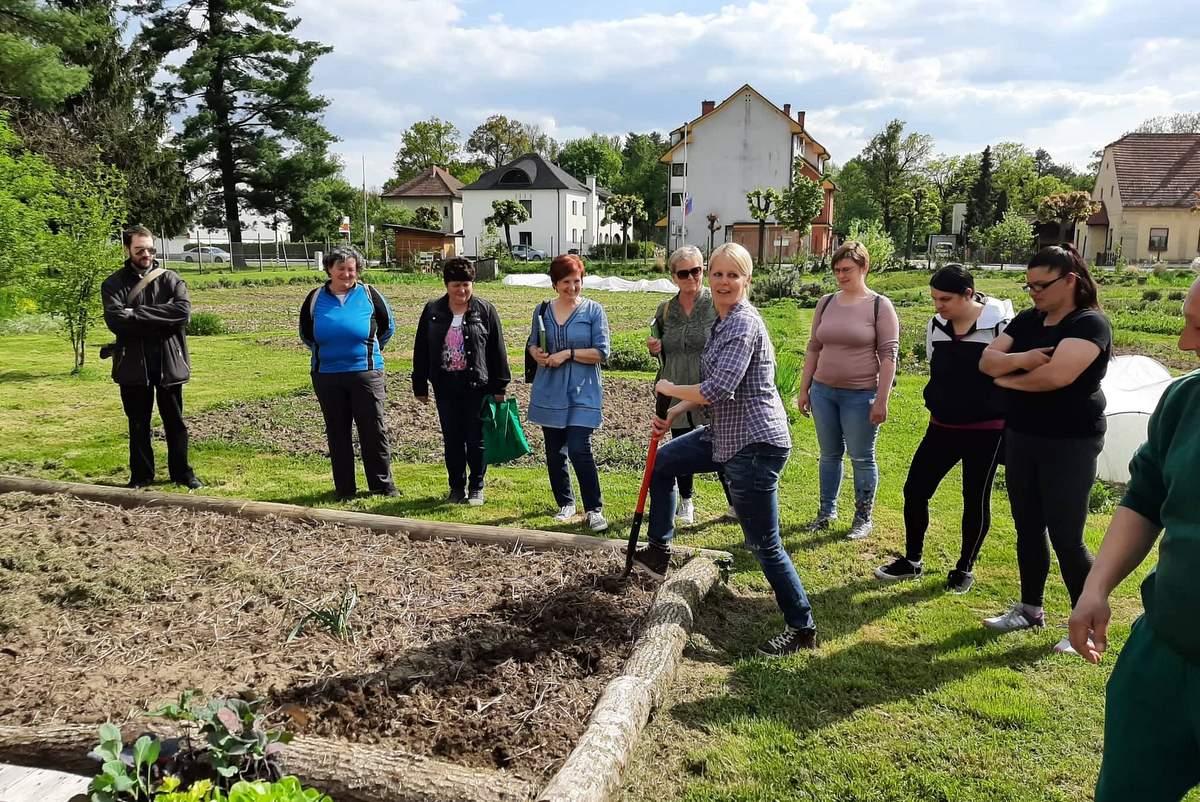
[1110,134,1200,208]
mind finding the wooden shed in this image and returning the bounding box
[383,224,459,264]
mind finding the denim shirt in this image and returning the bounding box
[527,298,611,429]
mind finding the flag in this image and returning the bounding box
[684,193,693,216]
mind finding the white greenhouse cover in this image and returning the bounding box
[1098,355,1178,483]
[503,273,677,294]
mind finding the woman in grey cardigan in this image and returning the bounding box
[646,245,729,523]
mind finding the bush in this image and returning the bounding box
[774,351,801,403]
[847,219,896,271]
[1142,289,1162,302]
[1169,290,1185,301]
[606,331,658,372]
[187,312,227,336]
[589,241,655,260]
[750,264,827,306]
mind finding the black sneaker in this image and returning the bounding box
[447,489,467,504]
[177,475,203,490]
[629,543,670,581]
[757,627,817,656]
[126,478,152,489]
[371,486,400,497]
[874,557,923,582]
[802,514,837,532]
[946,569,975,594]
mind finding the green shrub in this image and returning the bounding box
[847,218,896,271]
[774,351,801,403]
[750,264,827,306]
[589,241,655,260]
[606,331,658,372]
[187,312,227,336]
[1089,480,1117,514]
[1142,289,1162,302]
[1169,290,1185,301]
[153,776,331,801]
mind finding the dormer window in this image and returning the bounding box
[498,168,532,186]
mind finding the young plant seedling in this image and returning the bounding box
[286,584,358,643]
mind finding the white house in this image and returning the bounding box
[461,153,622,257]
[380,165,464,235]
[659,84,836,259]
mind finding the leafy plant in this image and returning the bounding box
[287,584,358,643]
[774,351,801,405]
[847,218,896,272]
[153,777,331,802]
[604,331,658,372]
[187,312,227,336]
[88,722,161,802]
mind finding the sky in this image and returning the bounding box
[288,0,1200,189]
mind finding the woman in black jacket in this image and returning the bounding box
[413,257,511,505]
[875,265,1012,593]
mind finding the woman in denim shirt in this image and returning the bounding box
[527,254,612,531]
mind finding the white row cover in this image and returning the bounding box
[1098,355,1179,483]
[503,273,677,294]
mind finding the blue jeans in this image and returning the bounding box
[809,380,879,519]
[543,425,603,511]
[648,428,815,631]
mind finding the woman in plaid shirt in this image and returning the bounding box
[630,242,817,657]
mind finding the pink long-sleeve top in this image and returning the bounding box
[809,292,900,390]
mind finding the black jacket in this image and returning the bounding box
[922,296,1011,424]
[412,294,510,396]
[101,260,192,386]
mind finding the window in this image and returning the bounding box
[520,199,532,217]
[671,192,683,207]
[572,200,578,215]
[443,206,449,216]
[519,231,533,247]
[1148,228,1169,252]
[671,163,686,177]
[572,228,578,242]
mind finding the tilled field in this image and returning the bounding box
[183,371,660,470]
[0,492,656,780]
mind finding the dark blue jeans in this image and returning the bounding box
[543,425,603,511]
[648,427,815,631]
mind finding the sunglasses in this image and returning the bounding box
[133,247,157,256]
[674,266,703,280]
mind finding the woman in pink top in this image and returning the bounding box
[798,241,900,540]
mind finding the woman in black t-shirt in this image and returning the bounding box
[978,243,1112,654]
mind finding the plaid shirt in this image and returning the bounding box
[699,299,791,462]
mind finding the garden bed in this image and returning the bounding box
[0,491,658,784]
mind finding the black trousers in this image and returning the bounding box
[119,383,194,484]
[903,423,1004,572]
[1006,428,1103,608]
[312,370,394,496]
[433,373,486,493]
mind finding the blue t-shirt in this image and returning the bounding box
[526,298,610,429]
[301,284,395,373]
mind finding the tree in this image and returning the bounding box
[35,163,126,372]
[0,113,60,291]
[705,213,719,258]
[1133,113,1200,134]
[745,187,781,265]
[135,0,337,249]
[0,0,98,107]
[921,153,978,232]
[467,115,528,168]
[892,184,940,260]
[990,142,1037,218]
[1015,174,1071,215]
[602,194,646,260]
[1037,191,1099,243]
[484,198,529,253]
[451,161,485,186]
[391,116,460,184]
[858,119,933,235]
[775,162,824,256]
[847,218,895,271]
[616,131,668,240]
[413,205,440,231]
[557,135,622,188]
[286,176,357,241]
[963,145,996,249]
[980,210,1035,264]
[519,121,558,160]
[829,159,880,231]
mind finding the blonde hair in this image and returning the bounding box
[831,240,870,271]
[710,242,753,278]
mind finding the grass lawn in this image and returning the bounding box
[1,267,1195,801]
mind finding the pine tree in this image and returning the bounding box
[963,145,995,248]
[135,0,337,247]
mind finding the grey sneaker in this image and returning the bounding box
[586,509,609,532]
[553,504,577,522]
[467,489,484,506]
[946,569,975,594]
[846,516,873,540]
[983,602,1045,632]
[676,497,695,524]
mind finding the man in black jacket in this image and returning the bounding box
[101,225,201,489]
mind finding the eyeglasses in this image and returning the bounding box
[1023,274,1067,293]
[832,265,860,275]
[133,247,157,256]
[674,266,703,280]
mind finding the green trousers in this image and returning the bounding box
[1096,616,1200,801]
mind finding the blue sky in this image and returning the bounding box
[289,0,1200,188]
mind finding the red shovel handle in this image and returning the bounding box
[623,393,671,578]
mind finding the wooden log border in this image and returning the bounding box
[0,476,727,802]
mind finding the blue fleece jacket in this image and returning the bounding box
[299,283,395,373]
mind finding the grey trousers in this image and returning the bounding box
[312,369,395,496]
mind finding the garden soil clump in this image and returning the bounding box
[0,492,656,780]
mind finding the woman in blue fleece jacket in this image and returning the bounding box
[299,247,397,500]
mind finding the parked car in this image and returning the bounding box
[510,244,547,261]
[183,246,231,263]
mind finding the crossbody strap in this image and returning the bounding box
[128,267,166,304]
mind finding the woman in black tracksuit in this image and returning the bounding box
[875,265,1012,593]
[413,257,510,505]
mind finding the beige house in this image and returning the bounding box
[1079,134,1200,264]
[381,166,464,236]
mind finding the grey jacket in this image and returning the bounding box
[101,260,192,386]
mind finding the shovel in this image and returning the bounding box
[623,392,672,578]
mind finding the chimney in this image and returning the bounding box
[797,110,806,128]
[701,99,715,115]
[783,103,791,117]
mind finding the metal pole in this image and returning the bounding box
[362,155,369,262]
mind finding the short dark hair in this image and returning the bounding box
[1028,242,1100,309]
[123,225,153,247]
[322,246,364,274]
[929,263,974,295]
[549,253,585,284]
[442,256,475,284]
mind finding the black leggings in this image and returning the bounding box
[1005,428,1103,608]
[669,423,731,503]
[903,424,1003,572]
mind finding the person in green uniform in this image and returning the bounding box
[1068,275,1200,802]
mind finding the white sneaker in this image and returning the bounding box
[676,498,695,525]
[586,509,609,532]
[982,602,1045,633]
[553,504,577,522]
[1052,626,1093,655]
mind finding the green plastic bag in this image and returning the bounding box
[481,396,532,465]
